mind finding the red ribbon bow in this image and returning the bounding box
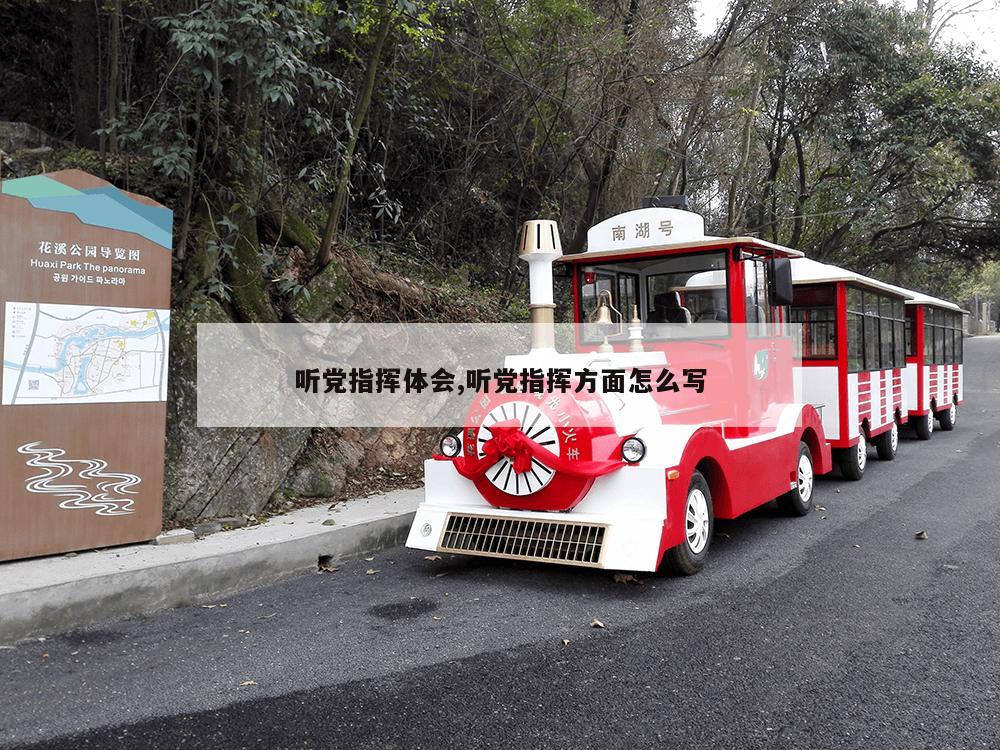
[480,420,536,474]
[440,419,632,481]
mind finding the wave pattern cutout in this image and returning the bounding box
[17,442,140,516]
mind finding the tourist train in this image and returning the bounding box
[891,287,964,440]
[406,206,964,573]
[789,259,912,480]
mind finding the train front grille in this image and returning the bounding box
[440,513,606,566]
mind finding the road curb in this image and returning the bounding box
[0,489,421,644]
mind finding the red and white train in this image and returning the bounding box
[406,208,964,573]
[790,259,911,479]
[895,289,964,439]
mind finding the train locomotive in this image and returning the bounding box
[406,207,836,574]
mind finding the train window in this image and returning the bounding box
[790,285,836,360]
[921,306,962,365]
[790,307,837,359]
[847,287,862,313]
[578,252,729,343]
[923,314,934,362]
[886,295,906,369]
[743,258,772,337]
[618,273,639,320]
[845,286,907,371]
[906,307,916,357]
[846,285,864,372]
[848,312,864,372]
[581,272,615,314]
[880,316,894,369]
[864,314,880,370]
[642,252,729,339]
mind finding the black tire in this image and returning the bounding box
[937,402,957,431]
[913,410,934,440]
[875,421,899,461]
[778,441,815,516]
[664,471,713,576]
[839,430,867,481]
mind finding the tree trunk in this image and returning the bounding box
[789,129,807,248]
[727,25,772,234]
[107,0,122,156]
[564,0,640,255]
[318,8,394,267]
[218,70,277,322]
[70,0,101,149]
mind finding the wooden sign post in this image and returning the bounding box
[0,170,172,561]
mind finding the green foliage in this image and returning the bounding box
[734,0,1000,285]
[4,0,1000,317]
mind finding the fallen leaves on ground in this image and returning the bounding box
[562,639,571,647]
[366,568,379,575]
[424,555,442,561]
[240,680,257,687]
[590,618,605,629]
[322,519,336,526]
[318,562,339,573]
[915,530,929,540]
[613,573,642,585]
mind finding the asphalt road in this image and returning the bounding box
[3,337,1000,750]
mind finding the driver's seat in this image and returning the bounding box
[649,291,692,324]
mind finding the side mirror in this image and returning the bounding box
[769,257,794,306]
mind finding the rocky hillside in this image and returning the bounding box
[2,124,508,524]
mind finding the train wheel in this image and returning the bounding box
[664,471,713,576]
[839,432,867,481]
[875,421,899,461]
[938,403,957,431]
[914,411,934,440]
[778,442,814,516]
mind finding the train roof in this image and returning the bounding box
[790,258,911,299]
[562,207,804,262]
[791,258,963,312]
[563,236,805,263]
[883,284,964,312]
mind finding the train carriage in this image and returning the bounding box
[407,207,832,574]
[789,258,911,480]
[896,290,965,439]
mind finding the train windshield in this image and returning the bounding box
[577,251,729,342]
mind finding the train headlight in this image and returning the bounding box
[621,437,646,464]
[440,434,462,458]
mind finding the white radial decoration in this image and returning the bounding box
[477,401,561,496]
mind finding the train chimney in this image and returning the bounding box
[518,219,562,351]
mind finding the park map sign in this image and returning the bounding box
[0,170,172,561]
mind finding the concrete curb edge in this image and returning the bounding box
[0,500,417,644]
